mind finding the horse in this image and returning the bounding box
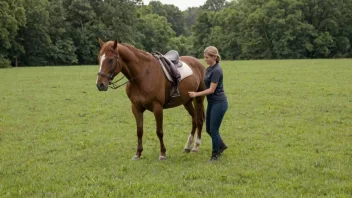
[96,38,206,160]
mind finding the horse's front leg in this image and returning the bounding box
[153,104,166,160]
[132,105,145,160]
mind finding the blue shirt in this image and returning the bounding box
[204,63,227,104]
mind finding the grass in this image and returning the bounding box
[0,59,351,197]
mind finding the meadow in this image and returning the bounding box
[0,59,351,197]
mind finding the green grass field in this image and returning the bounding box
[0,59,351,197]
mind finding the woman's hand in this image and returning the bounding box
[188,91,197,98]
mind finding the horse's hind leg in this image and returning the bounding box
[183,100,197,152]
[192,95,205,152]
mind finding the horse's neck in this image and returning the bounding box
[118,44,151,81]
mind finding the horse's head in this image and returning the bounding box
[96,38,122,91]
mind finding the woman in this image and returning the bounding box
[188,46,228,161]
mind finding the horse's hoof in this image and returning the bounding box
[191,149,199,153]
[183,148,191,153]
[132,155,140,160]
[159,156,166,160]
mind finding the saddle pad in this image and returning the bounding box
[161,61,193,82]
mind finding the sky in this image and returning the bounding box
[143,0,207,11]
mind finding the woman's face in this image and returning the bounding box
[204,53,217,66]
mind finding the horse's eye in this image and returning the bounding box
[108,59,113,65]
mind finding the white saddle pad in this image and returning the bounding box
[161,61,193,82]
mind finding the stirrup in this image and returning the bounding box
[171,90,180,97]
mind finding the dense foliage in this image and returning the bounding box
[1,0,352,67]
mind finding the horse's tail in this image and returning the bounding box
[194,96,205,126]
[193,79,206,139]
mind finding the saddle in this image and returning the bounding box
[152,50,182,97]
[164,50,183,68]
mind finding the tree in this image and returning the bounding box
[183,7,201,36]
[209,3,242,59]
[47,0,77,65]
[201,0,228,12]
[98,0,139,43]
[0,0,26,67]
[301,0,352,57]
[136,14,176,53]
[64,0,100,64]
[149,1,185,36]
[168,36,193,55]
[192,11,214,57]
[3,0,352,66]
[16,0,53,66]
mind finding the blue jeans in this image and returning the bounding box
[206,100,228,154]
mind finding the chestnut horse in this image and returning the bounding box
[96,38,205,160]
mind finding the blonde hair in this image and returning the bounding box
[204,46,221,63]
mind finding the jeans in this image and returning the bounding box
[206,100,228,154]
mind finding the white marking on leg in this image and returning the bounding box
[192,135,201,152]
[196,136,201,145]
[184,134,194,150]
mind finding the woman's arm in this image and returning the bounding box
[188,82,218,98]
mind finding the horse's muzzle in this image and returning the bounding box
[96,82,108,91]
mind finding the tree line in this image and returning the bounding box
[1,0,352,67]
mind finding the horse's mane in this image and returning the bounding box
[101,41,151,61]
[120,43,150,56]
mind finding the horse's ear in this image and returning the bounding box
[113,39,118,50]
[98,37,105,47]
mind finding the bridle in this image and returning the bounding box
[97,54,120,82]
[97,54,151,89]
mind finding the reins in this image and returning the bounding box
[108,64,150,89]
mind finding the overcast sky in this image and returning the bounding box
[143,0,207,11]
